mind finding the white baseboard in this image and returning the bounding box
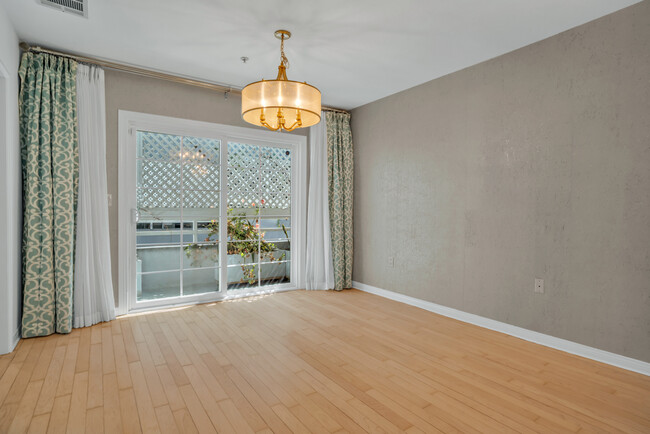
[352,281,650,377]
[10,328,20,351]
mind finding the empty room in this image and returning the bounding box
[0,0,649,432]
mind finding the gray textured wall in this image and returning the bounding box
[351,2,650,362]
[104,71,308,306]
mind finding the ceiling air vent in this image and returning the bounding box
[40,0,87,18]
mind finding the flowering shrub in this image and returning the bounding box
[184,209,285,285]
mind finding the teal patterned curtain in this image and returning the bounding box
[18,52,78,337]
[326,112,354,290]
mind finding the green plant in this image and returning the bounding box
[184,209,285,285]
[278,220,289,239]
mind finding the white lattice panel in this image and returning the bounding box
[137,132,181,161]
[136,134,291,210]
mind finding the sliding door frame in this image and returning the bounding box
[117,110,307,315]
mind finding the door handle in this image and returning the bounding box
[131,208,140,224]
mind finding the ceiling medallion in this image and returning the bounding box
[241,30,321,132]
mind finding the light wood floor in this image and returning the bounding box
[1,290,649,433]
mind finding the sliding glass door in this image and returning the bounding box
[119,112,305,313]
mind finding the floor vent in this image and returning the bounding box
[40,0,87,17]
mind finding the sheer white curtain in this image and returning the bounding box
[74,64,116,327]
[305,113,335,290]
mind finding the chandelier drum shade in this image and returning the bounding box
[241,30,321,132]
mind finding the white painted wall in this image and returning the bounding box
[0,4,22,355]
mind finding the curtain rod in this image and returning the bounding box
[19,42,350,115]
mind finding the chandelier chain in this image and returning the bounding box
[280,35,289,70]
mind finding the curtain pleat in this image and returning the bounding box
[74,64,116,328]
[19,52,78,337]
[305,112,335,290]
[326,112,354,291]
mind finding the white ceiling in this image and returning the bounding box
[1,0,640,110]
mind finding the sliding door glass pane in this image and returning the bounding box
[259,261,290,287]
[139,270,181,300]
[227,262,258,290]
[136,131,221,301]
[226,142,292,291]
[183,244,219,269]
[183,268,219,296]
[137,132,181,160]
[180,136,221,296]
[136,132,183,301]
[259,217,290,241]
[261,146,291,171]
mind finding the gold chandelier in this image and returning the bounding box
[241,30,321,132]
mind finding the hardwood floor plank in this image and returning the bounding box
[86,343,103,409]
[0,352,15,379]
[140,318,166,366]
[66,372,88,433]
[135,342,167,408]
[306,389,367,433]
[5,338,44,406]
[171,408,198,434]
[128,362,160,434]
[155,365,185,412]
[113,331,133,390]
[85,406,104,434]
[218,398,256,434]
[154,405,179,434]
[270,403,310,433]
[1,290,648,433]
[45,394,70,434]
[8,379,44,434]
[120,320,140,364]
[178,341,228,402]
[0,402,19,433]
[118,388,142,434]
[151,329,189,388]
[27,412,50,434]
[33,346,66,415]
[75,328,91,373]
[30,338,57,382]
[0,361,22,408]
[54,336,79,397]
[11,340,34,364]
[103,373,123,433]
[158,323,191,367]
[101,327,116,375]
[178,384,217,434]
[223,365,292,433]
[90,326,102,346]
[182,340,266,432]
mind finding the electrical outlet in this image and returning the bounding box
[388,256,394,267]
[534,278,544,293]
